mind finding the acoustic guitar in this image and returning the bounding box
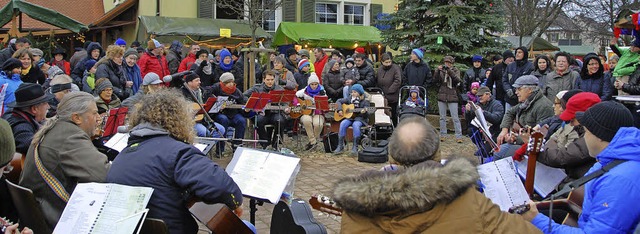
[308,194,342,216]
[289,98,316,119]
[525,131,545,197]
[3,153,24,184]
[333,104,377,121]
[189,202,254,234]
[509,186,584,227]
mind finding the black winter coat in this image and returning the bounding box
[486,62,507,102]
[403,60,432,88]
[502,61,534,105]
[323,68,343,100]
[2,110,38,155]
[356,63,376,88]
[210,82,248,117]
[465,98,504,140]
[96,59,131,100]
[21,66,46,85]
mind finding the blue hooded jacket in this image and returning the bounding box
[531,127,640,234]
[0,72,24,113]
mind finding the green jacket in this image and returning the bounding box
[500,89,554,129]
[612,45,640,77]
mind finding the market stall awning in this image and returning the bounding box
[502,36,559,51]
[273,22,382,48]
[139,15,271,38]
[0,0,88,33]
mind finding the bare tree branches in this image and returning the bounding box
[504,0,572,45]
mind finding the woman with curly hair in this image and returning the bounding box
[106,89,253,234]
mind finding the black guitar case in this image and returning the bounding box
[270,199,327,234]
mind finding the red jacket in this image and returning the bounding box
[179,53,197,72]
[138,52,170,82]
[49,61,71,75]
[314,54,329,84]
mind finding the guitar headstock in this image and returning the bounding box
[308,195,342,216]
[529,131,544,154]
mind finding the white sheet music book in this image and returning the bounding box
[477,158,530,211]
[104,133,129,152]
[209,96,229,113]
[53,183,153,234]
[514,157,567,198]
[225,147,300,204]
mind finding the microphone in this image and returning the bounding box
[163,70,193,83]
[117,125,129,133]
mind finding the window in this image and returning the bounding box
[316,3,338,24]
[548,32,559,43]
[344,4,364,25]
[261,0,277,32]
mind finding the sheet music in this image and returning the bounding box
[514,157,567,198]
[104,133,130,152]
[54,183,153,234]
[209,96,229,113]
[472,103,492,139]
[194,143,208,152]
[477,158,530,211]
[226,147,300,203]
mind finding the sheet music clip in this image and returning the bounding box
[245,92,272,112]
[314,96,330,111]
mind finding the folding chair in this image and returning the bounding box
[5,180,52,234]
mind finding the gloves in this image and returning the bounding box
[506,89,515,99]
[512,144,528,161]
[200,60,207,67]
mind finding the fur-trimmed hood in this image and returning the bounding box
[332,158,478,217]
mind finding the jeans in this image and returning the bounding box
[256,112,285,148]
[493,143,519,160]
[437,101,462,138]
[195,122,225,138]
[215,113,247,150]
[339,119,363,138]
[300,115,325,144]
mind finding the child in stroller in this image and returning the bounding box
[398,86,427,122]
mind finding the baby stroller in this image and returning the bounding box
[359,87,394,147]
[397,86,428,123]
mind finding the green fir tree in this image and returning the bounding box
[383,0,508,65]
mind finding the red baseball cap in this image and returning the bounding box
[559,92,601,121]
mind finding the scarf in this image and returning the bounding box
[21,65,31,76]
[516,58,527,67]
[196,59,212,75]
[305,85,321,97]
[221,82,237,94]
[220,56,234,71]
[51,60,65,70]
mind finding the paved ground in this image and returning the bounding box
[197,131,478,234]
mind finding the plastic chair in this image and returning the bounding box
[5,180,53,234]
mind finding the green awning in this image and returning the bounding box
[138,15,271,39]
[502,36,559,51]
[0,0,88,33]
[557,45,595,56]
[273,22,382,48]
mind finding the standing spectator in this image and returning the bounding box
[284,48,299,74]
[434,55,463,143]
[114,38,126,49]
[0,37,30,66]
[353,53,375,89]
[49,48,71,75]
[69,41,91,71]
[29,48,45,70]
[323,60,344,100]
[615,63,640,126]
[138,39,170,81]
[610,37,640,96]
[540,52,579,101]
[123,48,143,94]
[93,78,121,115]
[71,42,103,87]
[462,54,486,92]
[2,83,51,154]
[403,48,432,91]
[502,47,534,112]
[0,58,24,113]
[96,45,131,100]
[297,49,316,74]
[341,57,360,98]
[575,54,613,101]
[234,52,262,88]
[531,54,551,80]
[130,41,141,49]
[46,75,74,118]
[606,55,618,85]
[314,48,329,82]
[272,56,297,90]
[486,52,513,107]
[294,59,311,89]
[13,48,45,85]
[178,43,199,72]
[214,49,244,90]
[165,40,183,74]
[81,59,98,93]
[376,53,402,125]
[191,49,216,87]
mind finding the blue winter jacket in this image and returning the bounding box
[0,72,24,113]
[574,73,613,101]
[531,127,640,234]
[106,123,243,234]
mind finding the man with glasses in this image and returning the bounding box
[495,75,554,159]
[178,43,200,73]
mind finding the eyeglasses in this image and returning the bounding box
[554,102,561,106]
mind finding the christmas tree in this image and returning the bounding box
[383,0,508,65]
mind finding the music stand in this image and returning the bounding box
[314,96,330,111]
[198,97,217,115]
[103,107,128,138]
[268,90,296,104]
[245,92,272,111]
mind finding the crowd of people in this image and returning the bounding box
[0,33,639,234]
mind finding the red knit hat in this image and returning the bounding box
[559,92,601,121]
[355,47,365,54]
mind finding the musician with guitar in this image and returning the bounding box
[244,70,290,149]
[107,90,253,234]
[293,73,326,151]
[210,72,251,151]
[521,101,640,233]
[331,117,540,233]
[333,84,370,155]
[180,73,225,138]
